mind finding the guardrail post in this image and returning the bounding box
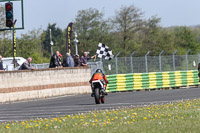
[145,51,150,73]
[130,51,135,73]
[186,49,191,70]
[159,50,164,72]
[115,52,120,74]
[172,50,178,71]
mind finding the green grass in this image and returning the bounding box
[1,99,200,133]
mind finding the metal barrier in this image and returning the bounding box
[88,61,104,75]
[107,70,199,92]
[99,55,199,75]
[88,52,199,75]
[33,62,102,76]
[32,63,49,69]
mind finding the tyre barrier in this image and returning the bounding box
[107,70,199,92]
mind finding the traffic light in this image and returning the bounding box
[5,2,13,27]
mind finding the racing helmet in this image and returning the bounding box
[96,69,102,73]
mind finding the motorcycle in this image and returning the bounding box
[91,80,107,104]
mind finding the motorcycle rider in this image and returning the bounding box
[89,69,109,97]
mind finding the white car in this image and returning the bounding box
[2,57,26,71]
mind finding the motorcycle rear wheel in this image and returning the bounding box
[94,88,100,104]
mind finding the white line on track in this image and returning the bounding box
[0,99,190,122]
[0,99,184,112]
[0,100,184,116]
[0,105,131,115]
[1,95,76,105]
[0,111,90,120]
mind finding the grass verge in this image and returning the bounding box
[1,99,200,133]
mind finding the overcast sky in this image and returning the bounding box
[1,0,200,36]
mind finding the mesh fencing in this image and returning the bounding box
[89,54,199,75]
[32,54,200,76]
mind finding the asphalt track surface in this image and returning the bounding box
[0,87,200,122]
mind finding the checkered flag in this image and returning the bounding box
[96,43,114,60]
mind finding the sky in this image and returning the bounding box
[1,0,200,37]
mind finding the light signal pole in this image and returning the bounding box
[13,19,17,68]
[74,31,79,55]
[49,29,54,56]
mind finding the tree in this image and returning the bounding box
[17,29,49,63]
[41,23,64,57]
[190,25,200,44]
[137,16,175,56]
[174,26,199,54]
[112,5,144,55]
[0,38,12,57]
[74,8,112,55]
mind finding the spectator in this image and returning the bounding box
[74,54,81,67]
[58,53,63,67]
[49,51,60,68]
[62,55,66,67]
[80,52,96,66]
[0,55,4,71]
[19,57,35,70]
[64,53,74,67]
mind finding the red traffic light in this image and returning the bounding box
[5,3,12,11]
[5,2,13,27]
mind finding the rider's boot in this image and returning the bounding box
[103,87,108,95]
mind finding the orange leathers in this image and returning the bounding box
[89,73,108,84]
